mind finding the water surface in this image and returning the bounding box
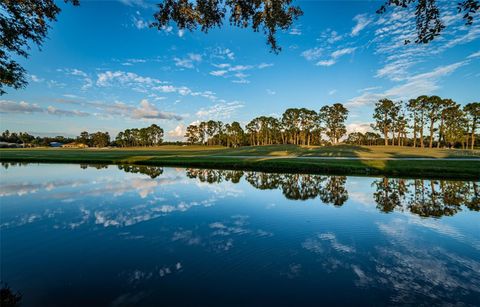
[1,163,479,306]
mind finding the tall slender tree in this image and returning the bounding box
[372,99,397,146]
[426,95,442,148]
[464,102,480,149]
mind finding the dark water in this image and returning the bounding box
[1,163,479,306]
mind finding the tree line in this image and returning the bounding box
[2,97,478,149]
[371,97,479,149]
[185,98,479,149]
[0,125,162,148]
[0,130,74,147]
[185,104,349,147]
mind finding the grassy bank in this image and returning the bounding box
[1,145,479,179]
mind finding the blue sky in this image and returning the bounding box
[1,0,479,140]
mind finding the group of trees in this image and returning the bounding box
[0,130,75,147]
[370,97,479,149]
[185,99,479,149]
[1,130,35,145]
[76,131,111,148]
[185,104,349,147]
[3,97,478,149]
[115,124,164,147]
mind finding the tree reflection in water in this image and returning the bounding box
[184,168,478,217]
[117,165,164,179]
[187,168,348,205]
[372,178,480,217]
[4,162,475,218]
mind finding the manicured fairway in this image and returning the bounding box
[1,145,479,179]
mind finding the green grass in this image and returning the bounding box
[1,145,479,179]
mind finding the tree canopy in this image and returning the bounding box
[0,0,79,94]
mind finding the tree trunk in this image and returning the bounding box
[437,117,444,149]
[384,127,388,146]
[472,122,476,150]
[420,115,424,148]
[413,119,417,148]
[429,120,434,148]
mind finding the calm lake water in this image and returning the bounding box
[1,163,479,306]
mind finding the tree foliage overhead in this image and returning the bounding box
[151,0,303,53]
[377,0,479,44]
[0,0,79,95]
[0,0,478,94]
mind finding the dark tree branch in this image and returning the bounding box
[377,0,479,44]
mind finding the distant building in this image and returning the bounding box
[49,142,64,147]
[61,142,89,148]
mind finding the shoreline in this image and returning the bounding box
[1,153,479,180]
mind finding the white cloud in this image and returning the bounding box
[196,101,244,119]
[168,124,186,139]
[174,53,202,69]
[372,1,480,83]
[328,89,337,95]
[178,29,185,38]
[209,63,272,83]
[258,63,274,69]
[132,15,149,29]
[266,89,276,95]
[119,0,152,8]
[467,51,480,59]
[351,14,372,36]
[131,99,178,120]
[0,100,89,117]
[316,59,336,67]
[301,48,323,61]
[346,122,374,134]
[289,27,302,36]
[358,86,382,93]
[348,61,466,107]
[232,79,250,84]
[210,70,228,77]
[317,28,343,45]
[121,58,147,66]
[61,68,93,90]
[213,48,235,60]
[96,70,165,88]
[331,47,357,59]
[314,47,356,67]
[30,75,44,83]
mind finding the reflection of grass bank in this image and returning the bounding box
[1,145,479,179]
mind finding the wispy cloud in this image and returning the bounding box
[315,47,356,67]
[174,53,202,69]
[30,75,44,83]
[289,26,302,36]
[196,101,244,119]
[210,47,235,60]
[348,61,467,107]
[209,63,273,83]
[301,48,323,61]
[351,14,372,36]
[55,98,183,121]
[0,100,90,117]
